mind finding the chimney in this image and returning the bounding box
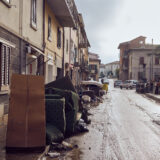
[152,38,154,45]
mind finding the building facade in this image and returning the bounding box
[89,52,101,81]
[118,36,160,81]
[104,61,120,77]
[0,0,45,119]
[0,0,91,119]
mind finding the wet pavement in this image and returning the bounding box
[2,80,160,160]
[64,80,160,160]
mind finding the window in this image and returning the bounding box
[155,57,160,65]
[48,16,51,41]
[139,57,144,65]
[138,72,145,80]
[57,27,61,48]
[74,47,77,62]
[0,44,11,88]
[89,65,97,70]
[66,40,68,53]
[31,0,37,28]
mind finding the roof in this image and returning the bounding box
[118,36,146,49]
[100,64,105,68]
[105,61,120,65]
[89,52,99,59]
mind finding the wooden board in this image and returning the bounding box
[6,74,46,149]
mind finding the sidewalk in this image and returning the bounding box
[145,93,160,103]
[0,115,44,160]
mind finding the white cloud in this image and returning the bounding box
[75,0,160,64]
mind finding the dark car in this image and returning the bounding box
[114,80,122,87]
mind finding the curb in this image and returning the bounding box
[145,93,160,103]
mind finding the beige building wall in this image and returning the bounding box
[0,0,20,35]
[22,0,43,49]
[129,50,158,81]
[63,27,71,75]
[70,28,78,64]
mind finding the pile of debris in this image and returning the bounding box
[6,74,106,159]
[80,80,105,107]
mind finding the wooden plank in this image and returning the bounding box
[6,74,46,149]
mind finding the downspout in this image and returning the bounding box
[62,27,65,77]
[43,0,45,76]
[69,28,71,65]
[19,0,23,74]
[69,28,72,79]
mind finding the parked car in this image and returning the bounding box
[120,80,138,89]
[129,80,138,88]
[114,80,122,87]
[103,78,109,84]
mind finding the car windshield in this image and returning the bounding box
[124,81,129,84]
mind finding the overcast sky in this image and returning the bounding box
[75,0,160,64]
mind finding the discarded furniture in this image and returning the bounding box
[81,80,103,97]
[6,74,46,150]
[45,75,76,93]
[45,88,79,135]
[45,97,66,144]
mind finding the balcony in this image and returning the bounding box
[80,61,89,72]
[79,41,88,48]
[78,26,90,48]
[47,0,78,27]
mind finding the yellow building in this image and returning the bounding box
[89,52,101,81]
[44,0,76,83]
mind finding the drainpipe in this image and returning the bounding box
[62,27,65,77]
[19,0,23,74]
[43,0,45,76]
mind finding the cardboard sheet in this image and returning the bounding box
[6,74,46,149]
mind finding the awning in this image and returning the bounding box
[0,37,16,48]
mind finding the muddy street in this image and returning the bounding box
[64,80,160,160]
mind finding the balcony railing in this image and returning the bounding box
[47,0,78,27]
[80,61,89,72]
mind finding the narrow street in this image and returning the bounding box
[65,80,160,160]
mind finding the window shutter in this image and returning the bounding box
[1,45,5,86]
[139,57,144,65]
[5,47,10,85]
[155,57,159,65]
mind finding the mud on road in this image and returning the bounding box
[64,81,160,160]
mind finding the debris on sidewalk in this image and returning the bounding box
[47,152,60,158]
[4,75,105,159]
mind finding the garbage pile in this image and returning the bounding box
[6,74,106,158]
[80,80,105,107]
[45,76,90,145]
